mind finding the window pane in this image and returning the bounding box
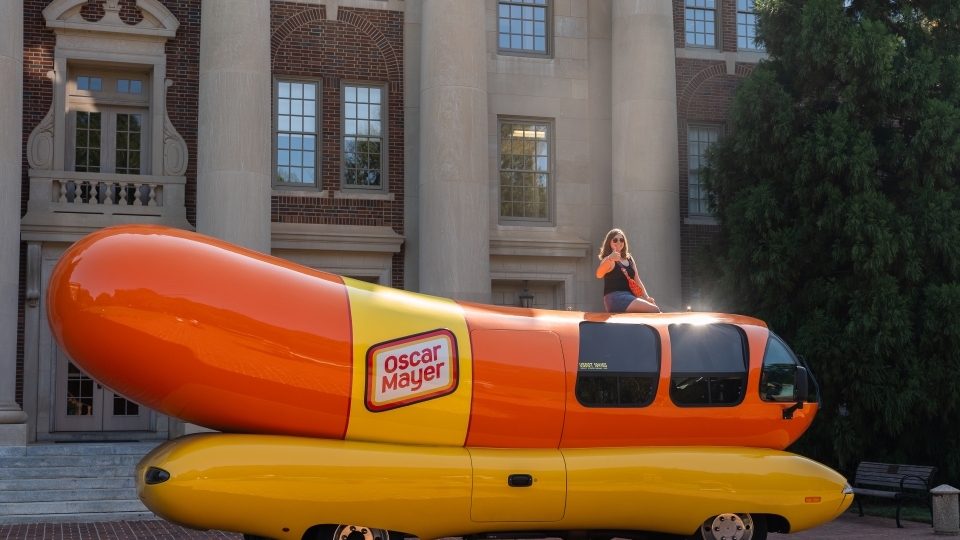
[619,376,656,405]
[342,85,384,189]
[74,111,101,173]
[499,121,550,219]
[118,79,129,93]
[671,376,710,405]
[669,324,747,374]
[688,126,719,214]
[77,77,89,91]
[500,0,548,53]
[711,376,744,404]
[276,81,318,185]
[130,80,142,94]
[575,376,619,405]
[760,335,800,402]
[578,322,659,374]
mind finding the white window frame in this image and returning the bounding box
[340,81,388,194]
[685,0,718,49]
[273,77,322,190]
[497,0,552,58]
[497,117,554,226]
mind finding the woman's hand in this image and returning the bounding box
[608,251,621,263]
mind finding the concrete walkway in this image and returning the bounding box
[0,514,943,540]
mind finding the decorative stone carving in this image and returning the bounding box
[43,0,179,37]
[162,78,188,176]
[163,114,188,176]
[27,105,55,171]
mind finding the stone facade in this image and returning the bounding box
[4,0,764,444]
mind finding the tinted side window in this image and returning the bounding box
[669,323,748,406]
[576,322,660,407]
[759,333,799,402]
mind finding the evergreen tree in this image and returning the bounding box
[698,0,960,483]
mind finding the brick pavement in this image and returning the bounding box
[0,513,942,540]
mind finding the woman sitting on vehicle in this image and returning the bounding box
[596,228,660,313]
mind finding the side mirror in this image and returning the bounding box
[783,366,809,420]
[795,366,809,403]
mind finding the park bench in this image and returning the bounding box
[850,461,937,528]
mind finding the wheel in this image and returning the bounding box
[332,525,392,540]
[692,513,767,540]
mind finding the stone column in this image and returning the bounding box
[611,0,681,312]
[404,0,422,292]
[0,0,28,444]
[418,0,490,303]
[196,0,272,253]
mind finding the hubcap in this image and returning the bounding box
[335,526,387,540]
[700,513,753,540]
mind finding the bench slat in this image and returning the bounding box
[854,461,936,492]
[851,488,914,499]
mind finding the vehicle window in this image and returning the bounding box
[576,322,660,407]
[669,323,748,406]
[759,333,799,402]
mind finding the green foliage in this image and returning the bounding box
[697,0,960,484]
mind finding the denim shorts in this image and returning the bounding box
[603,291,636,313]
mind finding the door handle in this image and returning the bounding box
[507,474,533,487]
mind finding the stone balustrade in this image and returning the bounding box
[21,170,192,240]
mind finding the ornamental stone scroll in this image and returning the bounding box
[162,79,188,177]
[27,72,56,171]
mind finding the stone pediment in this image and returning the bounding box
[43,0,179,38]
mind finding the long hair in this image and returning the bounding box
[598,228,632,261]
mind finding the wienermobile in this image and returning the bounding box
[47,225,853,540]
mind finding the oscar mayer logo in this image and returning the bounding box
[365,329,459,412]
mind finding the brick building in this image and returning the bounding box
[0,0,763,520]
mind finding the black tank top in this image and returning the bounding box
[603,259,636,296]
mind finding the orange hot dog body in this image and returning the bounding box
[48,225,816,449]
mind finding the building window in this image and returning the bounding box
[688,126,719,215]
[74,112,101,173]
[115,114,142,175]
[737,0,762,50]
[342,84,386,190]
[499,120,551,222]
[685,0,716,48]
[498,0,549,56]
[68,72,149,175]
[76,77,102,92]
[117,79,143,94]
[275,80,319,186]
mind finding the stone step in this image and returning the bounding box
[0,476,135,491]
[0,465,136,480]
[0,499,149,517]
[0,511,158,525]
[0,454,144,469]
[0,488,137,503]
[0,442,161,457]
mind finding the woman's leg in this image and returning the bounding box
[625,297,660,313]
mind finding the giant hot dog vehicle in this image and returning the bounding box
[47,225,853,540]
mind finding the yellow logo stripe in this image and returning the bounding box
[343,278,473,446]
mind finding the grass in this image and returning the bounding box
[846,496,933,524]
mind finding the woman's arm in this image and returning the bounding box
[595,254,618,278]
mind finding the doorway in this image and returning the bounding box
[54,348,152,432]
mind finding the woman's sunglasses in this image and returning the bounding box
[611,237,624,244]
